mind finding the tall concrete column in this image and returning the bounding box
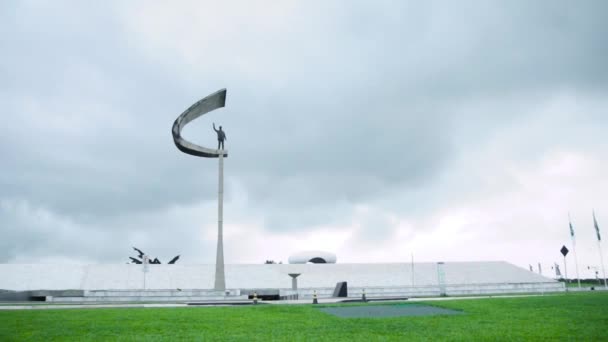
[214,153,226,291]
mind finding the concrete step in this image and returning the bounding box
[84,290,236,297]
[51,295,249,303]
[295,283,564,298]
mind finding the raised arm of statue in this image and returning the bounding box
[213,122,219,132]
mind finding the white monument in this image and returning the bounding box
[172,89,229,291]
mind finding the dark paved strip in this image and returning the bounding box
[319,304,463,318]
[187,301,264,306]
[340,296,409,303]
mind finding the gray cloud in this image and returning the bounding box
[1,1,607,264]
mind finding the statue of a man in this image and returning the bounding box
[213,123,227,150]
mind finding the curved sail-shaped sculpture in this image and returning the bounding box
[172,89,228,158]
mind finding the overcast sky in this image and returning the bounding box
[1,1,607,278]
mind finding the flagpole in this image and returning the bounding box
[573,241,581,289]
[563,255,568,291]
[598,241,607,289]
[411,252,415,287]
[593,210,607,289]
[569,213,581,289]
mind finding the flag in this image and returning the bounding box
[569,220,575,238]
[593,211,601,241]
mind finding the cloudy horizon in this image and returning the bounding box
[1,1,607,279]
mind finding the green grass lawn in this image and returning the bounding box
[1,292,607,341]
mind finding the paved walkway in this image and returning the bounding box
[0,292,573,310]
[0,303,189,310]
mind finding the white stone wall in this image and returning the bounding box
[0,261,556,291]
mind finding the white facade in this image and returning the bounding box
[0,261,556,291]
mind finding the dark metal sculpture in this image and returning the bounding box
[129,247,179,265]
[213,123,227,150]
[129,257,142,264]
[168,255,180,264]
[133,247,144,259]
